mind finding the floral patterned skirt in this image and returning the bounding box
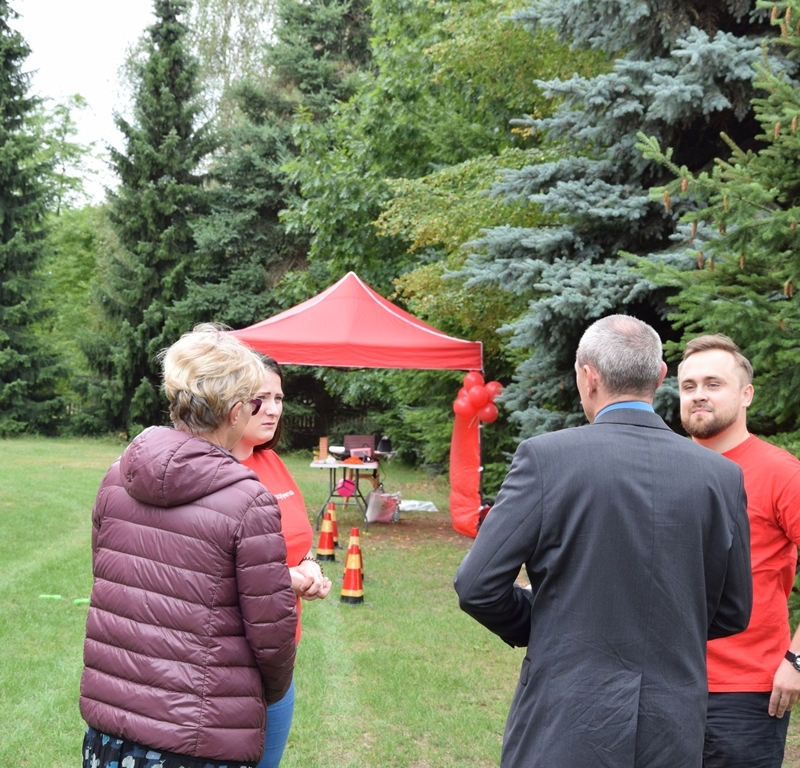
[82,727,256,768]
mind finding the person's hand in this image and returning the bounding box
[768,658,800,717]
[290,560,332,600]
[303,576,332,600]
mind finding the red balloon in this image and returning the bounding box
[467,385,489,409]
[478,402,499,423]
[485,381,503,400]
[453,397,477,417]
[463,371,484,390]
[457,386,469,399]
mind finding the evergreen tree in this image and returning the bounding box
[184,0,373,326]
[0,2,65,435]
[85,0,214,434]
[266,0,372,118]
[459,0,793,438]
[637,0,800,443]
[177,82,310,329]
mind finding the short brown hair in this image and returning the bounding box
[680,334,753,384]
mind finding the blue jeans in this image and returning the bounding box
[256,679,295,768]
[704,692,790,768]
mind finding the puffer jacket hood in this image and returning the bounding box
[121,425,244,507]
[80,426,297,763]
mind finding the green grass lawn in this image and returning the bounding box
[0,437,523,768]
[3,436,799,767]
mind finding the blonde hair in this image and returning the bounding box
[159,323,263,435]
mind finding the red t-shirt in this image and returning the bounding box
[243,449,313,644]
[707,435,800,691]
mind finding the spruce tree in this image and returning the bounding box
[86,0,214,434]
[459,0,793,438]
[266,0,372,118]
[177,83,310,328]
[0,2,64,435]
[637,0,800,442]
[182,0,373,325]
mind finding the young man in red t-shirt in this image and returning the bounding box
[679,334,800,768]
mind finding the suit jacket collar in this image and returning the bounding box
[592,407,671,431]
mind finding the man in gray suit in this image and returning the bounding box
[454,315,752,768]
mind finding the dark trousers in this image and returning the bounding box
[703,692,790,768]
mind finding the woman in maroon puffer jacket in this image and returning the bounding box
[79,324,297,768]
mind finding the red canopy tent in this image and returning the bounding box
[229,272,484,536]
[230,271,483,370]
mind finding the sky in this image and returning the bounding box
[12,0,156,201]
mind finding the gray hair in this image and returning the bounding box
[576,315,663,398]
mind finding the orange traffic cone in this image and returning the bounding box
[346,527,364,580]
[328,502,340,549]
[340,540,364,604]
[316,512,336,562]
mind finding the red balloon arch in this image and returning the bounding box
[449,372,503,537]
[452,372,502,424]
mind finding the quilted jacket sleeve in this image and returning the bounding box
[90,462,119,569]
[236,486,298,705]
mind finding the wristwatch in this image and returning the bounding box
[784,650,800,672]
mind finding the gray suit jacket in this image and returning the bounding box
[454,408,751,768]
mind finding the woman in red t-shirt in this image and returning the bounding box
[232,355,331,768]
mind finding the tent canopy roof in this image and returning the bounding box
[230,272,483,371]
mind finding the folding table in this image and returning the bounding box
[310,459,380,530]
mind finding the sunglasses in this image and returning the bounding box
[249,398,263,415]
